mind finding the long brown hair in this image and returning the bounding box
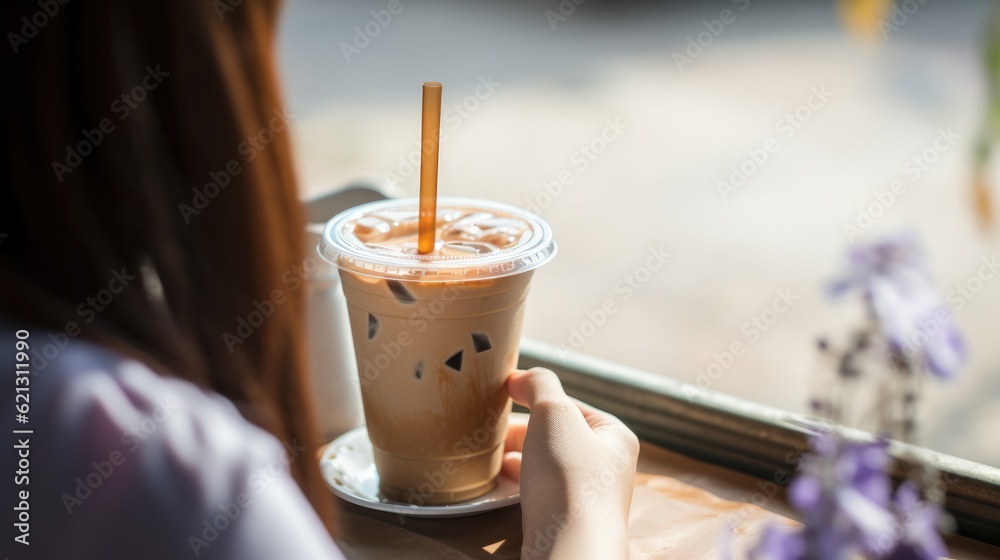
[1,0,333,529]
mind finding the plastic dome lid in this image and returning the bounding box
[319,197,557,282]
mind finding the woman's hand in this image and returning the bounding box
[503,368,639,560]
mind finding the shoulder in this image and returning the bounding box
[33,336,286,502]
[5,330,340,559]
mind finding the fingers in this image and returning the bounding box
[509,368,616,436]
[506,368,637,456]
[572,398,640,455]
[504,413,528,453]
[572,398,626,431]
[501,451,522,482]
[507,368,574,410]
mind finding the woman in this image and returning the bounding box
[0,1,638,558]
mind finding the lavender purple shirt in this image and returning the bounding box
[3,329,345,559]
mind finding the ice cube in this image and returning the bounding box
[367,313,379,340]
[472,332,492,353]
[444,349,463,372]
[386,280,416,304]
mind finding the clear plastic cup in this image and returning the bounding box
[319,197,556,504]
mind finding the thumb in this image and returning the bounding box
[507,368,582,417]
[507,368,574,410]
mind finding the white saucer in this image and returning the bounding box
[320,413,524,518]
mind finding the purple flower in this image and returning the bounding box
[878,482,948,560]
[751,435,894,560]
[829,231,966,379]
[791,435,891,508]
[799,436,895,539]
[750,525,806,560]
[748,434,949,560]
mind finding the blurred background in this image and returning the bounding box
[277,0,1000,467]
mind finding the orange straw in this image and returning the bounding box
[418,82,443,254]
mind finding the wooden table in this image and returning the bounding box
[331,441,1000,559]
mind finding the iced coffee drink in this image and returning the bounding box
[320,197,556,504]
